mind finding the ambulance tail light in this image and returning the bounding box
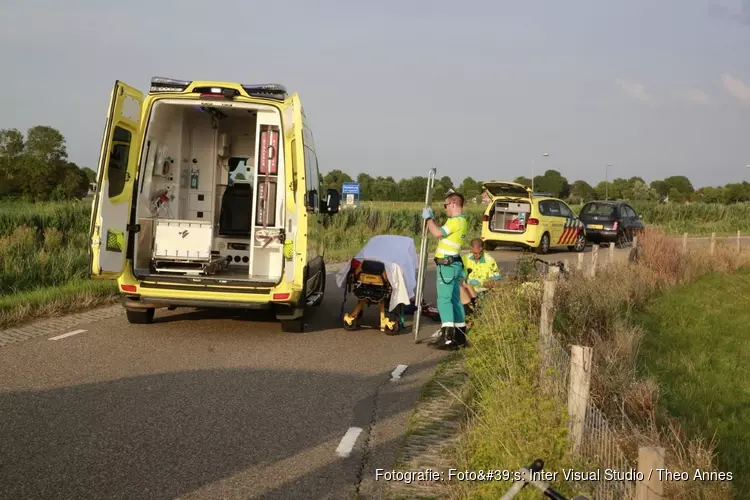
[481,215,489,222]
[527,218,539,225]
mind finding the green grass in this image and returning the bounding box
[637,267,750,495]
[2,197,750,327]
[453,281,595,500]
[0,280,118,329]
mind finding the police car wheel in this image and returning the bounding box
[569,233,586,252]
[535,233,551,255]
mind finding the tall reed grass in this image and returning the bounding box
[0,200,117,328]
[453,229,746,499]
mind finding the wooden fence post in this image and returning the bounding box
[738,230,741,254]
[636,447,665,499]
[568,345,592,453]
[577,252,584,271]
[589,245,598,277]
[608,242,615,266]
[539,268,559,385]
[710,232,716,256]
[682,232,688,253]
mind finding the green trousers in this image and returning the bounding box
[436,261,466,328]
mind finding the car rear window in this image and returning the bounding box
[582,203,616,216]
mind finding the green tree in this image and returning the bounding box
[568,180,596,203]
[322,169,353,192]
[0,125,92,201]
[534,170,569,198]
[457,177,483,200]
[439,176,454,192]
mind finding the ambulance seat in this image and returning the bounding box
[219,183,252,236]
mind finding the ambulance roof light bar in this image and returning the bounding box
[241,83,288,100]
[150,76,192,93]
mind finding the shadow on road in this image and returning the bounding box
[0,358,444,500]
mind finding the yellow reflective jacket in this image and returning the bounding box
[462,252,501,286]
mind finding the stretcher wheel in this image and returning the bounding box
[343,313,361,331]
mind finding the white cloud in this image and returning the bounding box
[678,88,713,105]
[721,73,750,103]
[616,78,651,102]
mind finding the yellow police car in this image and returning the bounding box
[480,181,586,254]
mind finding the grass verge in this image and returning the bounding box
[451,230,745,499]
[386,351,472,500]
[0,280,119,329]
[637,268,750,495]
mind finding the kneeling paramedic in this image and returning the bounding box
[421,192,468,350]
[462,238,501,291]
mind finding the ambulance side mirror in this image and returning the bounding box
[324,189,340,214]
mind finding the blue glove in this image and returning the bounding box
[422,207,434,220]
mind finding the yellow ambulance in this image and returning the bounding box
[88,77,340,332]
[480,181,586,254]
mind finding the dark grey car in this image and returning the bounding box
[578,200,645,247]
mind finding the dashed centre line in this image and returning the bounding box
[335,427,363,457]
[49,329,87,341]
[390,364,409,381]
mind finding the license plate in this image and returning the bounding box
[588,224,603,229]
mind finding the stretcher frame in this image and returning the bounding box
[413,168,437,343]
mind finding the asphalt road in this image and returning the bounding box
[0,239,695,499]
[0,266,456,500]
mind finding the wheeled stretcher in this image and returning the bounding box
[341,258,402,333]
[335,235,420,334]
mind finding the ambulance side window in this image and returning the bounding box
[302,123,319,212]
[108,126,131,199]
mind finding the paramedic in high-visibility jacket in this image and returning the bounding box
[462,238,501,288]
[421,192,468,350]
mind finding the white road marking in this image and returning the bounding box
[390,364,409,380]
[49,329,87,341]
[335,427,363,457]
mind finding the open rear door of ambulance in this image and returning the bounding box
[88,81,144,280]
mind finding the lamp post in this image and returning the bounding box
[605,163,612,200]
[531,152,549,193]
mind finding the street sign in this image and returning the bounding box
[342,182,360,194]
[342,182,360,207]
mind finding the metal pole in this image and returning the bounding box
[413,168,437,342]
[605,163,611,200]
[531,153,549,193]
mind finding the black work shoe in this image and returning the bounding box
[436,327,459,351]
[427,327,446,347]
[454,326,467,347]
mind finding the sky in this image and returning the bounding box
[1,0,749,190]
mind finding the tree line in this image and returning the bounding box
[3,125,748,205]
[0,126,95,201]
[323,169,750,205]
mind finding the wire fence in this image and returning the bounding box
[533,255,638,500]
[544,335,635,500]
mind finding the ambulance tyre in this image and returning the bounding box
[280,317,304,333]
[126,308,154,324]
[535,233,551,255]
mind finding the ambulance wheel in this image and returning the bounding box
[536,233,551,255]
[126,308,154,324]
